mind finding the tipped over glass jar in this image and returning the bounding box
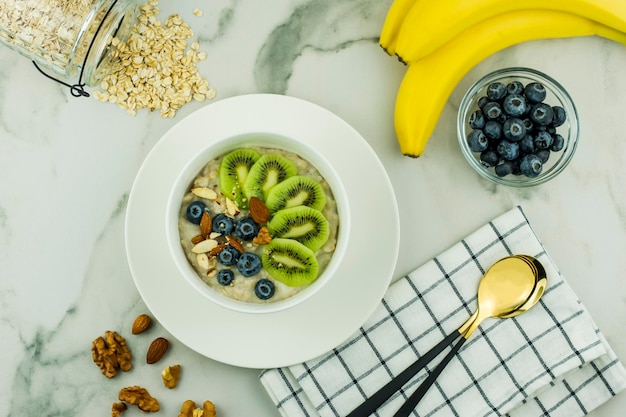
[0,0,138,91]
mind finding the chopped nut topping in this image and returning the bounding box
[192,187,218,200]
[225,198,239,216]
[196,253,210,269]
[191,239,218,253]
[253,226,272,245]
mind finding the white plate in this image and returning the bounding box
[125,94,400,369]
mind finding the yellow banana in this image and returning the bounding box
[395,0,626,63]
[395,10,626,158]
[379,0,418,56]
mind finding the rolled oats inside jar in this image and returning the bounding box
[0,0,139,86]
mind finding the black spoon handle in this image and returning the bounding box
[345,330,461,417]
[393,337,467,417]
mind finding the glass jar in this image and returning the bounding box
[0,0,138,89]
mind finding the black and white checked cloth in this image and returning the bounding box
[260,206,626,417]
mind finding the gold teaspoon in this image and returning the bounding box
[459,255,538,339]
[393,255,546,417]
[348,255,547,417]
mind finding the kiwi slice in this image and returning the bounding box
[265,175,327,213]
[219,148,261,207]
[268,206,330,252]
[243,154,297,201]
[262,238,319,286]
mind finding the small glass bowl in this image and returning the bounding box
[457,67,579,187]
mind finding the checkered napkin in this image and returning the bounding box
[260,206,626,417]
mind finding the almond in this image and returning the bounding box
[132,314,152,335]
[191,187,217,200]
[226,236,245,253]
[146,337,169,364]
[225,197,240,216]
[191,239,218,253]
[190,234,205,244]
[249,196,270,223]
[196,253,210,269]
[199,211,212,237]
[209,243,228,258]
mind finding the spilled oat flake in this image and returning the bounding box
[93,0,216,117]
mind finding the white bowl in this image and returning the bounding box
[165,131,350,314]
[126,94,399,368]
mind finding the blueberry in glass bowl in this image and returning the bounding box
[457,67,579,187]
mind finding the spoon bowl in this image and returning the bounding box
[500,255,547,318]
[461,255,540,338]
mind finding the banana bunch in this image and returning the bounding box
[383,1,626,158]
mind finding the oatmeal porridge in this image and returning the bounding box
[178,146,339,303]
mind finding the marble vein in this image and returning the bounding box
[4,192,135,417]
[254,0,388,94]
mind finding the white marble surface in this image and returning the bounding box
[1,0,626,416]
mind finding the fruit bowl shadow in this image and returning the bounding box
[165,132,350,314]
[457,67,579,187]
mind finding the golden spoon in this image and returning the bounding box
[393,255,547,417]
[346,255,546,417]
[499,255,547,318]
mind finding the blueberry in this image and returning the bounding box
[234,217,259,241]
[503,118,526,141]
[254,279,275,300]
[551,133,565,152]
[467,130,488,152]
[502,94,527,117]
[534,130,553,149]
[524,82,547,103]
[217,269,234,286]
[519,154,543,178]
[487,82,507,101]
[483,101,503,120]
[506,80,524,95]
[217,245,240,266]
[530,103,554,126]
[480,150,499,167]
[495,161,515,177]
[483,121,502,140]
[536,149,551,163]
[496,140,520,161]
[469,110,486,129]
[237,252,262,277]
[212,213,234,235]
[185,201,207,225]
[520,134,535,154]
[552,106,567,127]
[477,96,489,109]
[522,118,534,131]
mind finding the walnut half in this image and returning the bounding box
[178,399,216,417]
[162,364,182,389]
[92,331,132,378]
[111,402,127,417]
[118,386,160,413]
